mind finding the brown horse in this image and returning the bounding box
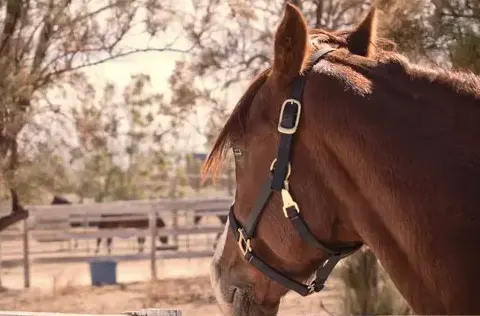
[193,212,228,249]
[203,3,480,316]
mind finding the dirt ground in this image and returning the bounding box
[0,212,344,315]
[0,258,343,316]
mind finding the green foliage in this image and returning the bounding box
[66,74,187,202]
[3,72,190,203]
[378,0,480,73]
[450,29,480,74]
[0,145,76,203]
[334,248,412,315]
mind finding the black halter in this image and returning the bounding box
[228,44,363,296]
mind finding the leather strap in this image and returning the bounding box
[271,44,335,191]
[227,44,363,297]
[243,179,273,238]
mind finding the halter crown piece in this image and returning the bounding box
[228,44,363,296]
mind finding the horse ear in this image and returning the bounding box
[271,3,309,84]
[347,7,378,57]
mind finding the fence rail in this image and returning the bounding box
[0,309,182,316]
[0,197,232,288]
[1,250,214,267]
[27,225,225,242]
[24,197,233,216]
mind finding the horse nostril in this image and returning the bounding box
[230,286,238,303]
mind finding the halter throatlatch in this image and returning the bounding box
[228,45,363,296]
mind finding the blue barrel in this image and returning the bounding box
[89,259,117,286]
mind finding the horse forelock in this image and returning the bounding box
[201,69,272,183]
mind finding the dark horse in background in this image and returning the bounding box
[51,196,169,254]
[193,212,227,249]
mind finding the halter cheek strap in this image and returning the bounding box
[228,44,363,297]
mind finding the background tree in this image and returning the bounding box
[331,248,412,315]
[69,73,189,202]
[4,73,191,204]
[0,0,191,195]
[377,0,480,71]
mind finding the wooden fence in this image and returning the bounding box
[0,197,232,288]
[0,309,182,316]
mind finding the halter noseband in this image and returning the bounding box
[228,44,363,296]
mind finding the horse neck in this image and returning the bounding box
[301,56,480,313]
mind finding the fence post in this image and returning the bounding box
[168,171,178,247]
[22,218,30,288]
[149,209,157,280]
[84,213,89,253]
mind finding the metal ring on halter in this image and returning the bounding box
[269,158,292,180]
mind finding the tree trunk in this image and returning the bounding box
[315,0,324,28]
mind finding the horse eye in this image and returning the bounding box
[232,147,243,157]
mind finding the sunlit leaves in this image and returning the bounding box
[378,0,480,72]
[64,72,185,201]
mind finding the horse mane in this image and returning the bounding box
[201,68,271,181]
[328,48,480,100]
[201,28,480,182]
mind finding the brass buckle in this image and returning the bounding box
[237,228,252,256]
[269,158,292,180]
[277,99,302,134]
[307,282,316,294]
[281,189,300,218]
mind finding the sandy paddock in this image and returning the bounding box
[0,258,343,316]
[0,212,344,315]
